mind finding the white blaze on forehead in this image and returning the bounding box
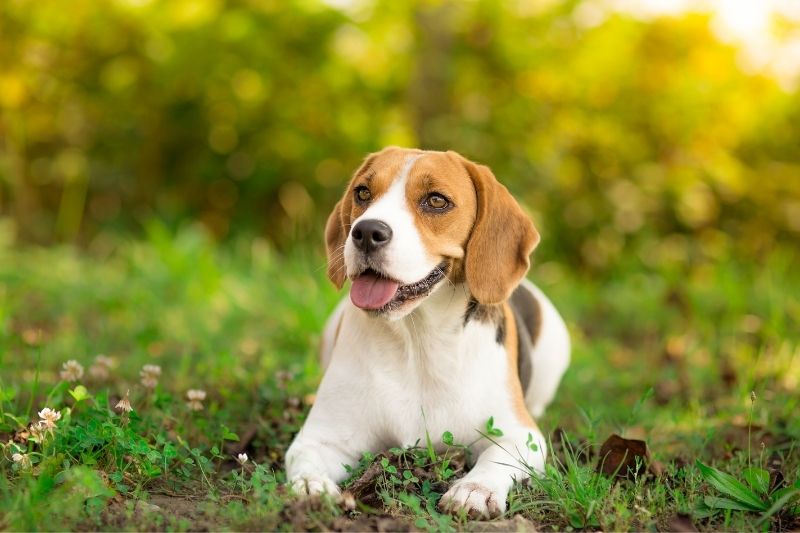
[345,154,440,284]
[397,155,422,183]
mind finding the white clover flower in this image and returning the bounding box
[12,453,31,469]
[139,364,162,389]
[60,360,84,382]
[89,355,115,380]
[115,390,133,413]
[235,453,248,465]
[186,389,206,401]
[37,407,62,429]
[29,422,47,443]
[186,389,206,411]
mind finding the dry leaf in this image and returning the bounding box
[596,434,649,479]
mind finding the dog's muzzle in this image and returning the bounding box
[350,261,450,312]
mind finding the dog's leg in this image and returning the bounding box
[285,356,377,498]
[438,425,547,519]
[286,399,375,498]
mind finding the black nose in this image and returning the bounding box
[351,219,392,253]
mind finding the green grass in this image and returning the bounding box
[0,222,798,531]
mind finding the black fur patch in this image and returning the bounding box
[463,298,505,344]
[509,285,542,392]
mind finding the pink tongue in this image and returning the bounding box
[350,273,400,310]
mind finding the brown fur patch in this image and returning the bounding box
[503,302,538,428]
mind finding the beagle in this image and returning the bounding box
[286,147,570,518]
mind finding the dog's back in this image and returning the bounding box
[511,279,570,417]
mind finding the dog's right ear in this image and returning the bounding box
[325,197,349,288]
[325,153,377,288]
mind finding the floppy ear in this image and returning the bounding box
[452,152,540,304]
[324,198,349,288]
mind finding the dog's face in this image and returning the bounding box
[326,147,539,319]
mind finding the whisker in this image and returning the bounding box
[314,244,347,273]
[315,244,345,272]
[329,261,349,279]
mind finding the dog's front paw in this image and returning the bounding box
[290,474,342,499]
[438,480,507,519]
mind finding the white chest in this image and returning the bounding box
[355,319,514,449]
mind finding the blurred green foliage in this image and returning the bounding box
[1,0,799,271]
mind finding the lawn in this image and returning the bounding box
[0,223,798,531]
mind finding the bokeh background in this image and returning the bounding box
[2,0,800,273]
[1,4,799,529]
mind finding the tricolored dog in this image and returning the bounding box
[286,147,570,518]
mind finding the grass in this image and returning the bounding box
[0,221,798,531]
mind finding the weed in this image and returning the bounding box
[0,228,798,530]
[696,460,800,523]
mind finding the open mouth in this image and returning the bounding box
[350,262,450,312]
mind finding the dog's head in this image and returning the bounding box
[325,147,539,318]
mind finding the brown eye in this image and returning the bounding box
[426,193,448,210]
[355,186,371,203]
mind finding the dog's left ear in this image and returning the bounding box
[449,151,540,305]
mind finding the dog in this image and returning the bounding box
[286,147,570,518]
